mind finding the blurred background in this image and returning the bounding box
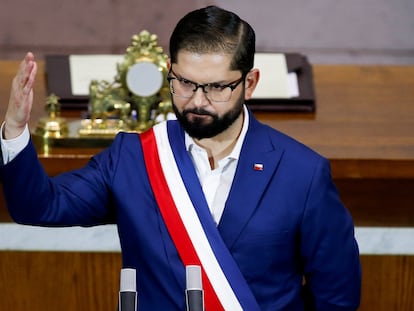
[1,0,413,64]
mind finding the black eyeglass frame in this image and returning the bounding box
[167,68,245,102]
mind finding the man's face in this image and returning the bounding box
[169,51,245,140]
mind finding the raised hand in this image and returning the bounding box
[4,52,38,139]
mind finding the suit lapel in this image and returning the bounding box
[218,116,285,249]
[166,114,285,252]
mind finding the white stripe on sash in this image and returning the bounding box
[153,122,243,311]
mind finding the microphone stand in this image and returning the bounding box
[185,265,204,311]
[118,268,137,311]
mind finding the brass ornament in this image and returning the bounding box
[79,30,172,137]
[35,93,69,139]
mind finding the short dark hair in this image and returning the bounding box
[169,6,255,75]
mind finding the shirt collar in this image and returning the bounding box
[185,105,250,161]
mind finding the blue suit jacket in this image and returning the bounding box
[1,111,361,310]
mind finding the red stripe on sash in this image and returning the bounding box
[140,129,224,311]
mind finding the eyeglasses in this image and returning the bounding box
[167,69,244,102]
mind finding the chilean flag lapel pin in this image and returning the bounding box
[253,163,264,171]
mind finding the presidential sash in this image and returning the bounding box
[140,121,260,311]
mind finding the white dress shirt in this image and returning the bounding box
[185,105,249,224]
[1,122,30,164]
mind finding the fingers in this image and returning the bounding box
[11,52,37,105]
[16,52,37,96]
[25,55,38,95]
[4,52,38,139]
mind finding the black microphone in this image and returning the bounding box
[119,268,137,311]
[185,265,204,311]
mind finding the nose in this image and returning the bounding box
[190,87,209,107]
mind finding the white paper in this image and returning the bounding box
[69,54,124,95]
[287,72,299,97]
[68,53,300,98]
[252,53,291,99]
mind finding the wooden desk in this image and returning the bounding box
[1,60,414,311]
[1,61,413,177]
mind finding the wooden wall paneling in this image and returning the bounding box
[359,255,414,311]
[0,251,122,311]
[1,252,414,310]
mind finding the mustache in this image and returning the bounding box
[182,108,214,117]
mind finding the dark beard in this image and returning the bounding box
[172,94,244,139]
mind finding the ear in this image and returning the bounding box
[167,58,171,70]
[244,69,260,100]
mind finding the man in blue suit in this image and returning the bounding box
[1,5,361,311]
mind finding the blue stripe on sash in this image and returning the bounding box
[166,121,261,311]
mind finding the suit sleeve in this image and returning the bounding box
[1,136,119,226]
[300,157,361,311]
